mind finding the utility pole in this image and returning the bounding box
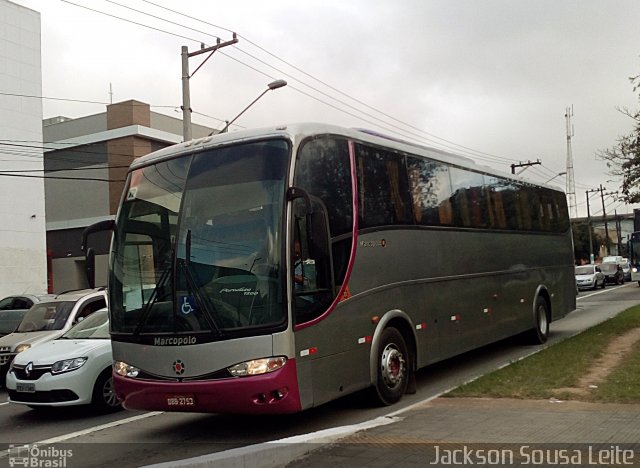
[181,34,238,141]
[585,188,600,263]
[600,184,610,255]
[510,159,541,175]
[615,210,622,255]
[565,106,577,218]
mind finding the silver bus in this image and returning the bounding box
[100,123,576,413]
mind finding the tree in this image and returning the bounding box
[572,221,603,263]
[599,73,640,202]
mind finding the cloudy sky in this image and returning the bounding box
[13,0,640,217]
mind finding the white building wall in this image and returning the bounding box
[0,1,47,296]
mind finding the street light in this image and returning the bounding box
[544,171,567,184]
[211,79,288,135]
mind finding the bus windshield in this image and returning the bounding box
[109,139,290,336]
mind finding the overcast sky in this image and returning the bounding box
[13,0,640,218]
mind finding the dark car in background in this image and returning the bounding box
[600,262,624,285]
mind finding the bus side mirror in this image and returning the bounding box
[287,186,312,216]
[81,219,115,289]
[86,248,96,289]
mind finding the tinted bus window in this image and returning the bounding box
[407,157,452,227]
[355,144,412,229]
[295,137,353,237]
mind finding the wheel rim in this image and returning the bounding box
[102,377,119,407]
[380,343,405,389]
[538,305,548,335]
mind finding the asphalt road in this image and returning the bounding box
[0,282,638,467]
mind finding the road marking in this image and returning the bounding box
[577,283,628,300]
[34,411,163,444]
[0,410,163,459]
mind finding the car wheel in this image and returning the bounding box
[527,296,549,344]
[370,327,409,406]
[92,369,121,412]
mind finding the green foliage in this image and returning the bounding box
[599,73,640,202]
[571,221,602,263]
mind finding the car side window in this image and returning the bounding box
[12,298,32,309]
[74,296,107,324]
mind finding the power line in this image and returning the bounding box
[62,0,519,164]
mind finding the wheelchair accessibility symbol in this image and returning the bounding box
[180,296,196,315]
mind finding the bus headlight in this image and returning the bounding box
[52,357,87,374]
[15,344,31,354]
[114,360,140,378]
[633,267,638,273]
[228,357,287,377]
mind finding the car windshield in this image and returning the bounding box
[599,263,617,273]
[109,139,289,335]
[575,266,595,275]
[16,302,75,332]
[62,309,109,339]
[0,310,26,334]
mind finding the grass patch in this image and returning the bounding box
[446,305,640,402]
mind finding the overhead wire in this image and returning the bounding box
[19,0,615,196]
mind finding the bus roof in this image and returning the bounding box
[129,122,562,192]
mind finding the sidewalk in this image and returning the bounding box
[287,397,640,467]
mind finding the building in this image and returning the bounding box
[0,0,47,297]
[44,100,213,292]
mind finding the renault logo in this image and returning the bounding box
[25,362,33,377]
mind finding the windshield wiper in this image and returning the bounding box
[133,266,172,337]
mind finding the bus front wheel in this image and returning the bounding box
[528,296,550,344]
[371,327,409,406]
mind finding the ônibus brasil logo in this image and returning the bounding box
[173,360,186,375]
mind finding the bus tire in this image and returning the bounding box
[528,296,549,344]
[371,327,409,406]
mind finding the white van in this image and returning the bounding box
[602,255,623,264]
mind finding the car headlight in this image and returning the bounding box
[114,360,140,378]
[227,357,287,377]
[633,267,638,273]
[51,357,87,374]
[15,344,31,354]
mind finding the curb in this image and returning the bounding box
[142,416,400,468]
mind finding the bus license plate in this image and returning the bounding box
[166,395,196,407]
[16,383,35,393]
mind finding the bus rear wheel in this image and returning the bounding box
[527,296,549,344]
[371,327,409,406]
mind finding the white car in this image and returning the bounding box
[575,264,606,290]
[0,288,107,386]
[6,308,120,411]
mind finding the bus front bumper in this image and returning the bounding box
[113,358,302,414]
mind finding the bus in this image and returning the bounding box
[91,123,576,414]
[629,232,640,285]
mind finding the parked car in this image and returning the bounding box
[620,260,632,282]
[0,289,107,387]
[575,264,606,290]
[6,308,120,411]
[599,262,624,285]
[0,294,50,311]
[0,294,54,338]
